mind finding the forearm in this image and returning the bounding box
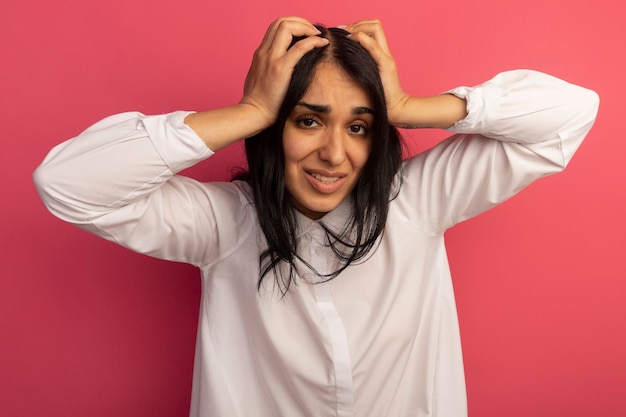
[391,94,467,129]
[184,102,272,151]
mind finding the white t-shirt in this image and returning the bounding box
[34,69,599,417]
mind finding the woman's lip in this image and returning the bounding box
[306,169,346,178]
[305,170,347,194]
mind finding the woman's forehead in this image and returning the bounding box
[301,62,372,108]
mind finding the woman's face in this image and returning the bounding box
[283,62,373,220]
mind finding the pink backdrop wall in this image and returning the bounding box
[2,0,624,415]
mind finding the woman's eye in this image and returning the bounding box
[349,124,369,135]
[297,117,319,128]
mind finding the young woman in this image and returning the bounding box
[34,17,599,417]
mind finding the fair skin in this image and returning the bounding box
[283,62,373,219]
[183,17,468,218]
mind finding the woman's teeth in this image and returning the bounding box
[311,173,339,183]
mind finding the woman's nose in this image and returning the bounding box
[318,128,346,166]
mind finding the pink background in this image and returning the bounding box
[2,0,624,416]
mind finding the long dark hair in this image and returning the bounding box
[235,26,403,295]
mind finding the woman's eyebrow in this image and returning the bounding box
[296,102,373,115]
[297,102,331,113]
[352,106,373,115]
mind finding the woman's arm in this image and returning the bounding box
[32,111,230,266]
[384,94,468,129]
[402,69,599,233]
[32,17,328,266]
[345,19,599,233]
[345,19,468,129]
[185,17,328,151]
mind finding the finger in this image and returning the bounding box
[269,19,323,55]
[282,35,329,65]
[348,31,389,67]
[260,17,320,54]
[262,16,315,41]
[345,19,391,53]
[344,18,382,29]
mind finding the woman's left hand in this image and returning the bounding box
[343,19,411,126]
[345,19,467,129]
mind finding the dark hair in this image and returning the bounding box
[235,25,403,295]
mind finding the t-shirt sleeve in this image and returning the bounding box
[396,69,599,234]
[33,111,255,267]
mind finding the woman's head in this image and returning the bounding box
[238,26,403,292]
[282,60,373,219]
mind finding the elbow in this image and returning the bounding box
[577,86,600,143]
[33,161,83,223]
[557,87,600,169]
[33,164,51,207]
[33,163,62,218]
[581,87,600,124]
[572,81,600,127]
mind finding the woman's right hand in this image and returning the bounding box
[185,17,327,151]
[240,17,329,127]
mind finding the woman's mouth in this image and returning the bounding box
[306,171,347,194]
[310,172,340,183]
